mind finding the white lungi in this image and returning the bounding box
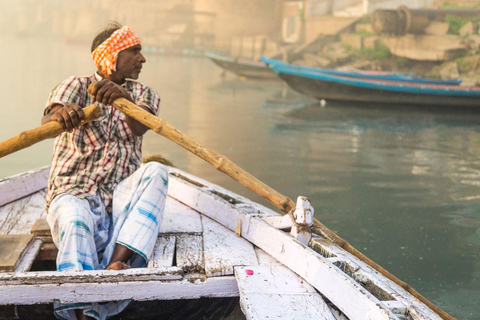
[47,162,169,320]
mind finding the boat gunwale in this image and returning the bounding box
[272,65,480,96]
[261,56,462,85]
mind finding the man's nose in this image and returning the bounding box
[140,53,146,63]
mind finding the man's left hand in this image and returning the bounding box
[90,79,132,106]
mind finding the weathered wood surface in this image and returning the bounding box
[0,190,47,236]
[202,215,258,277]
[161,197,202,234]
[168,174,401,320]
[13,239,43,273]
[30,219,50,236]
[254,247,281,266]
[0,235,34,271]
[176,234,204,273]
[147,235,175,268]
[0,166,48,207]
[0,272,238,304]
[235,265,336,320]
[311,237,442,320]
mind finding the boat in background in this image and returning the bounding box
[0,166,450,320]
[206,52,278,80]
[271,64,480,108]
[262,56,462,86]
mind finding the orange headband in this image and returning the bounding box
[91,26,141,75]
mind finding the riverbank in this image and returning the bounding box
[272,8,480,87]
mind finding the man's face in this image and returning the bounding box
[114,44,146,81]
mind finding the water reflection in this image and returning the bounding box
[271,100,480,318]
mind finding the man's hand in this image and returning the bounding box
[42,103,85,132]
[89,79,132,106]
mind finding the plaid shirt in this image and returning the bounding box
[45,73,160,210]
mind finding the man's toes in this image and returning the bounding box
[106,261,123,270]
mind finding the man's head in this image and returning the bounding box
[91,23,146,83]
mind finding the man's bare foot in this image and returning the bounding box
[106,261,130,270]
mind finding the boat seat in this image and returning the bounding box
[30,219,57,261]
[0,234,35,272]
[30,219,52,242]
[0,219,56,272]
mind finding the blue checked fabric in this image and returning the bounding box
[47,162,169,320]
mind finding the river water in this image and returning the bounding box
[0,37,478,319]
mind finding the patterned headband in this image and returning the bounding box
[91,26,141,75]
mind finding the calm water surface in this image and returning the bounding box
[0,37,479,319]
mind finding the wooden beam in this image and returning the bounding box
[0,167,49,207]
[0,274,238,305]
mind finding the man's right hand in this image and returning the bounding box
[42,103,85,132]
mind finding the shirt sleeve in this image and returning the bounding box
[134,85,161,116]
[44,76,85,115]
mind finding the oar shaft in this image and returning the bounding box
[112,97,295,213]
[108,97,455,320]
[0,105,102,159]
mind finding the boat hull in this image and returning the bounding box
[262,56,462,85]
[278,72,480,108]
[207,53,278,80]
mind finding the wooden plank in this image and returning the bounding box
[235,265,336,320]
[0,166,49,207]
[255,247,282,266]
[30,219,50,236]
[236,265,317,294]
[0,266,183,285]
[0,274,238,305]
[176,234,204,273]
[0,234,34,271]
[147,235,175,268]
[0,190,47,235]
[167,175,400,320]
[14,239,43,273]
[161,196,203,234]
[202,215,258,277]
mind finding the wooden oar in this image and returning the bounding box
[0,105,102,158]
[86,86,454,320]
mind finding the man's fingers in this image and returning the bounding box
[52,113,67,131]
[51,104,84,132]
[108,92,122,106]
[89,80,128,106]
[61,111,75,132]
[72,104,85,121]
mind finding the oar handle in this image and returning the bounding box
[0,104,102,158]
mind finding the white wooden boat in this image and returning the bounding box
[0,166,448,320]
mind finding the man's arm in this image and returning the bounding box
[89,80,152,136]
[41,103,86,132]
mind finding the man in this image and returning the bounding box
[41,22,168,320]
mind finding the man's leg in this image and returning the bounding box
[102,162,169,268]
[47,194,111,320]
